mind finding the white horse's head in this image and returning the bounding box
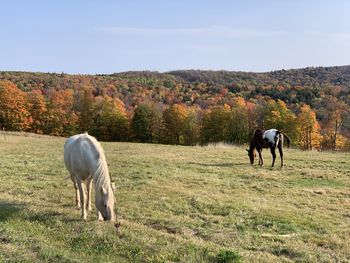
[96,183,115,221]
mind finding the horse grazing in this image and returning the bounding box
[64,133,115,221]
[247,129,290,167]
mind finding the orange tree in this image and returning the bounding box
[26,90,47,134]
[0,80,32,131]
[44,89,79,136]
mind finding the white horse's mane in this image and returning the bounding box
[81,133,111,191]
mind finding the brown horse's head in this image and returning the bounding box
[246,149,255,164]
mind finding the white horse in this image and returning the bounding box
[64,133,115,221]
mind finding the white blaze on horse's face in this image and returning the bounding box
[96,185,115,221]
[263,129,278,145]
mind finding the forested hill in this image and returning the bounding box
[2,65,350,95]
[169,66,350,87]
[2,65,350,109]
[2,65,350,89]
[1,66,350,150]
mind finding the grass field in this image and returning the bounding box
[0,133,349,262]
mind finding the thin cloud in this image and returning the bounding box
[307,31,350,40]
[97,26,285,38]
[333,33,350,40]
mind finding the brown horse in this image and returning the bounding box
[247,129,290,167]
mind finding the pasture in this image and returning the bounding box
[0,134,349,262]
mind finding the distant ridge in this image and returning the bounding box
[167,65,350,86]
[1,65,350,96]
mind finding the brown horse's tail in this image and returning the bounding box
[280,132,291,148]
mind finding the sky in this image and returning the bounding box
[1,0,350,74]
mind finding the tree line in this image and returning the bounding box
[1,78,349,150]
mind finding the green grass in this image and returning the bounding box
[0,134,350,262]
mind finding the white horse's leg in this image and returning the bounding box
[77,180,87,220]
[86,179,93,211]
[75,186,80,208]
[71,175,80,208]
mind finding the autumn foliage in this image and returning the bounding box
[0,80,32,131]
[0,68,350,151]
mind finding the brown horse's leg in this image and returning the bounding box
[258,150,263,166]
[278,144,284,167]
[270,147,276,167]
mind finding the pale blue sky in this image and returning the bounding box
[1,0,350,74]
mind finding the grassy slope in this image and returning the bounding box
[0,134,349,263]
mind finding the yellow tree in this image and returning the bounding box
[297,104,322,150]
[255,98,283,130]
[91,96,129,141]
[183,105,202,145]
[246,100,258,134]
[276,99,298,142]
[162,104,188,144]
[320,96,348,150]
[201,104,231,143]
[228,97,250,144]
[262,99,298,143]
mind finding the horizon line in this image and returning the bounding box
[0,64,350,76]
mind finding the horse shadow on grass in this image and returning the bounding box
[187,161,248,168]
[0,199,82,226]
[27,210,81,225]
[0,200,26,222]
